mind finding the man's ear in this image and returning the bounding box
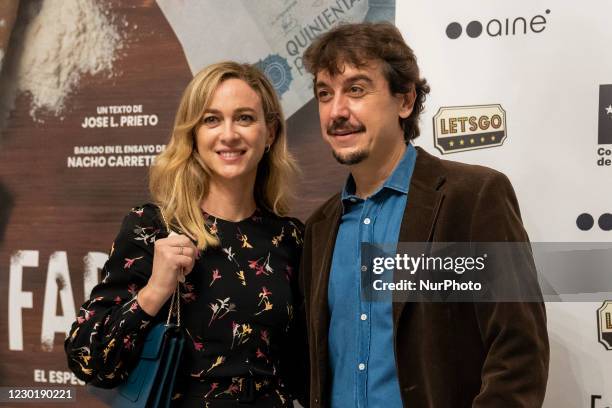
[398,86,416,119]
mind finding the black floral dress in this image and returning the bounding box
[65,203,307,407]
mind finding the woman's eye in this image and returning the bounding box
[203,116,219,125]
[237,114,254,124]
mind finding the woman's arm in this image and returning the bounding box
[64,205,164,388]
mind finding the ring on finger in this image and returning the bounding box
[179,246,184,256]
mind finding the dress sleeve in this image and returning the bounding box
[64,204,167,388]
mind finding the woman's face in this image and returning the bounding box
[195,78,273,185]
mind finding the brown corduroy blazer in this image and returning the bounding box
[299,147,549,407]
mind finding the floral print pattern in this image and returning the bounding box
[64,203,305,407]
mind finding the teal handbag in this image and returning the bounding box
[88,285,185,408]
[88,207,185,407]
[116,286,184,407]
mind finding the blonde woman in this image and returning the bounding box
[65,62,307,407]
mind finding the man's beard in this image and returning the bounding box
[332,148,369,165]
[327,118,368,165]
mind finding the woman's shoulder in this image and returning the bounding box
[119,203,167,234]
[260,211,304,251]
[125,203,160,220]
[285,216,304,233]
[129,202,161,217]
[260,209,304,231]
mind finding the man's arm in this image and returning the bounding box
[469,172,549,407]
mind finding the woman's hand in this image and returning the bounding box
[138,233,198,316]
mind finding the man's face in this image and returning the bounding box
[314,61,414,166]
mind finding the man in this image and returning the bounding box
[299,22,549,407]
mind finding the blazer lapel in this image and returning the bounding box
[393,148,446,325]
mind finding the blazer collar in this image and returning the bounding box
[393,147,446,324]
[310,147,447,334]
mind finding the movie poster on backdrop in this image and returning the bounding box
[156,0,395,118]
[0,2,193,406]
[0,1,394,406]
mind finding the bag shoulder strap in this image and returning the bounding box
[153,204,181,327]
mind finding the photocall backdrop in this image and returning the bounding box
[0,0,609,407]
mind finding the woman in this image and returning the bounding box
[65,62,307,407]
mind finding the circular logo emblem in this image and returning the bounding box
[255,54,293,97]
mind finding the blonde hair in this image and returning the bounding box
[149,61,299,250]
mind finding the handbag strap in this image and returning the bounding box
[156,205,182,327]
[166,285,181,326]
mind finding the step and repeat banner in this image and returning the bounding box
[0,0,610,406]
[396,2,612,406]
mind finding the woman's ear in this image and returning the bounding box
[192,128,199,152]
[266,123,276,150]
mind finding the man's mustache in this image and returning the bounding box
[326,119,366,135]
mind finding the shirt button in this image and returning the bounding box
[363,218,371,225]
[360,265,367,272]
[360,314,368,321]
[358,363,366,371]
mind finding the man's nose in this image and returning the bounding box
[329,94,350,121]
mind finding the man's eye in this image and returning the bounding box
[349,86,365,95]
[317,90,332,101]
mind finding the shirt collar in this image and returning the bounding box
[341,143,417,204]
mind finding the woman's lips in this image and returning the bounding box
[217,150,246,161]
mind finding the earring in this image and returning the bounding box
[265,145,271,153]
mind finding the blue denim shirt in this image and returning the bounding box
[328,143,417,408]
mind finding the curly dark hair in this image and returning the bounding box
[303,22,430,141]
